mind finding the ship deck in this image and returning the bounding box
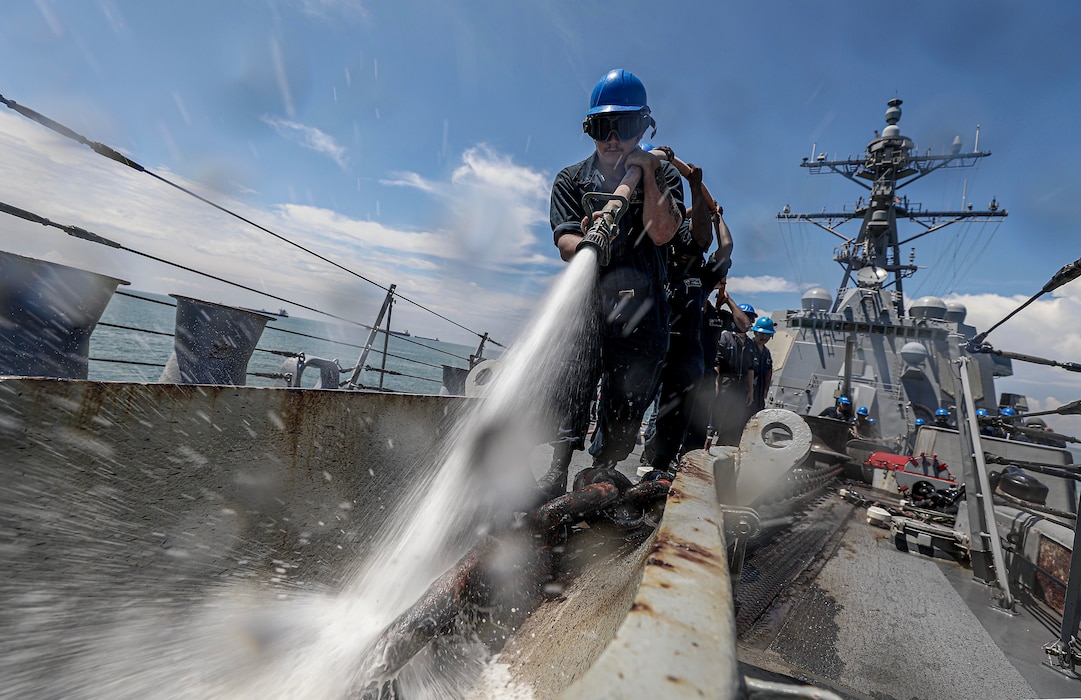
[736,482,1081,699]
[530,431,1081,699]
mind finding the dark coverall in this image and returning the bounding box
[644,224,726,471]
[750,341,773,414]
[548,153,685,469]
[713,328,755,446]
[686,302,735,449]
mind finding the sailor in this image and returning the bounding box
[906,417,926,453]
[933,407,951,429]
[976,408,997,436]
[819,395,854,421]
[713,304,757,446]
[693,277,751,449]
[852,405,873,439]
[749,316,775,414]
[640,147,732,477]
[992,406,1017,439]
[998,408,1033,440]
[541,69,684,500]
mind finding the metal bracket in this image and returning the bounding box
[1043,638,1081,679]
[719,505,761,599]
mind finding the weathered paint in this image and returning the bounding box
[558,448,740,699]
[0,376,467,692]
[2,377,816,698]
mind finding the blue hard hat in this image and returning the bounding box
[935,408,949,417]
[976,408,989,417]
[588,69,649,115]
[857,406,869,416]
[868,417,877,424]
[752,317,775,335]
[738,303,756,315]
[837,396,851,406]
[914,418,926,426]
[1000,406,1017,417]
[638,141,654,151]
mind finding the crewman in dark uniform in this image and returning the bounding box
[540,69,685,500]
[749,316,775,414]
[820,395,854,421]
[713,313,756,446]
[639,149,731,476]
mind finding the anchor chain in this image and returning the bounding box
[358,465,674,697]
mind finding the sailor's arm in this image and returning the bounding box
[712,207,733,270]
[648,147,712,250]
[551,169,586,262]
[625,150,683,245]
[556,231,583,261]
[725,294,752,333]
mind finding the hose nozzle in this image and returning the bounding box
[576,218,614,267]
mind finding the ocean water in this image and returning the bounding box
[88,291,487,394]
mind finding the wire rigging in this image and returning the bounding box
[0,198,388,337]
[0,93,502,348]
[112,290,472,364]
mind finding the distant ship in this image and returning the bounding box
[241,307,289,318]
[389,330,411,337]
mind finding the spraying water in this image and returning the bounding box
[268,249,602,698]
[1,249,601,699]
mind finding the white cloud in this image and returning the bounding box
[293,0,368,21]
[381,145,551,266]
[728,275,799,294]
[260,115,346,168]
[380,171,438,194]
[0,111,550,346]
[947,289,1081,436]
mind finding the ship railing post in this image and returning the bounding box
[345,284,396,390]
[379,294,393,390]
[954,347,1016,612]
[469,332,489,369]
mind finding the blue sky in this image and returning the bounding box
[2,0,1081,429]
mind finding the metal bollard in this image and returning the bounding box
[0,251,127,379]
[159,296,272,385]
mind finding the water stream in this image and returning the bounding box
[7,250,600,699]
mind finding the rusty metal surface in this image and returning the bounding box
[559,449,740,700]
[489,524,656,699]
[0,377,466,694]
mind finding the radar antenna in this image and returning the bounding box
[776,98,1008,316]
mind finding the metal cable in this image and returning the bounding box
[111,289,470,365]
[0,93,503,348]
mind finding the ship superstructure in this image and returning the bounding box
[769,99,1011,445]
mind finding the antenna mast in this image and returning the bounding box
[777,99,1007,316]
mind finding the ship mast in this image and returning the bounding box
[778,98,1007,316]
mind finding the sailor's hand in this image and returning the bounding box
[686,163,703,187]
[579,212,607,235]
[624,146,662,175]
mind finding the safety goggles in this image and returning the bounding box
[582,112,650,142]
